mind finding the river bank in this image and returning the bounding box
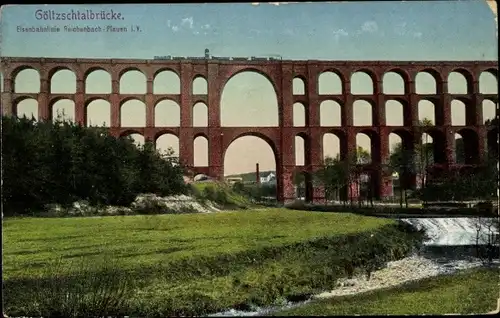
[209,216,499,316]
[210,254,498,316]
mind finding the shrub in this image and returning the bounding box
[202,185,217,201]
[232,181,246,194]
[215,187,229,205]
[189,183,204,201]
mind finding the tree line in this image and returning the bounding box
[298,118,498,206]
[2,116,188,216]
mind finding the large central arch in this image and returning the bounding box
[220,70,279,127]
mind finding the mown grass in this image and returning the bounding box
[273,267,500,316]
[3,208,425,317]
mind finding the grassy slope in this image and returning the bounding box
[274,267,500,316]
[3,209,392,279]
[191,181,254,208]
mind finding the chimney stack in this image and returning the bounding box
[256,163,260,184]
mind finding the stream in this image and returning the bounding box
[208,217,499,317]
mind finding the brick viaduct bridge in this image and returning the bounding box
[0,57,498,203]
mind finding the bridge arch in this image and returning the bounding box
[448,69,473,94]
[454,128,480,164]
[192,76,208,95]
[49,68,76,94]
[384,68,410,91]
[86,98,111,127]
[13,67,40,93]
[220,70,279,127]
[419,128,447,165]
[223,132,280,200]
[14,97,38,119]
[220,66,280,96]
[119,130,145,148]
[223,131,279,161]
[154,69,180,94]
[84,68,112,94]
[119,69,146,94]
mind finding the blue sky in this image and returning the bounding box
[1,1,497,60]
[1,2,498,175]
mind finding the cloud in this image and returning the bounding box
[181,17,194,29]
[172,25,179,32]
[201,24,211,30]
[361,21,378,33]
[332,28,348,41]
[333,28,348,37]
[394,21,423,38]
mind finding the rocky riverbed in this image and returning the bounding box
[314,255,490,299]
[209,254,495,317]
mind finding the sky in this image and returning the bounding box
[1,1,498,175]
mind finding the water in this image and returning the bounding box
[400,217,498,246]
[208,217,499,317]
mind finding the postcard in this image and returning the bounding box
[1,2,498,317]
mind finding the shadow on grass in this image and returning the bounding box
[60,251,109,259]
[117,246,189,258]
[9,244,106,256]
[16,234,89,243]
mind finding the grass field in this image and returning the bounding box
[3,209,424,317]
[273,267,500,316]
[3,209,390,278]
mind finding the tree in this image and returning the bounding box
[418,118,434,188]
[292,170,305,200]
[472,216,499,265]
[355,147,371,206]
[315,155,348,204]
[2,115,188,215]
[389,142,417,207]
[341,151,360,206]
[387,118,434,201]
[356,146,371,164]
